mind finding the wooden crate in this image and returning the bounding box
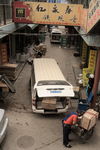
[42,98,57,110]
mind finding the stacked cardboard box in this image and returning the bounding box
[42,98,57,110]
[80,109,98,130]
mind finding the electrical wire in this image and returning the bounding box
[0,31,99,36]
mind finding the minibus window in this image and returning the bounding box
[37,80,70,86]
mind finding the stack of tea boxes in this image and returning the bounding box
[81,109,98,130]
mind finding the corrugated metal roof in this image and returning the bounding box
[0,23,38,39]
[0,23,27,39]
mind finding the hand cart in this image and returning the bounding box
[72,119,95,143]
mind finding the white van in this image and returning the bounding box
[31,58,74,114]
[50,28,62,43]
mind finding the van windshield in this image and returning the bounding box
[37,80,70,86]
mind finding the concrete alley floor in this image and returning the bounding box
[0,36,100,150]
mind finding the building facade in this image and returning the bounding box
[0,0,40,62]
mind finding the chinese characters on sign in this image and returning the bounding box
[65,6,72,14]
[88,50,97,69]
[82,50,97,86]
[52,4,59,13]
[87,0,100,32]
[13,1,100,33]
[36,4,46,12]
[13,2,82,26]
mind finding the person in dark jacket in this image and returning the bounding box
[62,112,78,148]
[86,74,94,97]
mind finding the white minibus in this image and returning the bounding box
[31,58,74,114]
[50,28,62,43]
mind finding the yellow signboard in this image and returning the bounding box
[88,50,97,69]
[23,2,83,26]
[13,1,99,33]
[81,41,88,63]
[82,50,97,86]
[83,68,94,87]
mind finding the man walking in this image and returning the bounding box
[62,112,78,148]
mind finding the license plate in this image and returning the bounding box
[50,91,61,93]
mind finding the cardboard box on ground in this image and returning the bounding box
[80,109,99,130]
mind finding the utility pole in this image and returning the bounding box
[91,49,100,108]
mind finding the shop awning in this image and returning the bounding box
[27,24,38,30]
[0,23,27,39]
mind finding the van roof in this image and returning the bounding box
[51,28,62,34]
[34,58,66,83]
